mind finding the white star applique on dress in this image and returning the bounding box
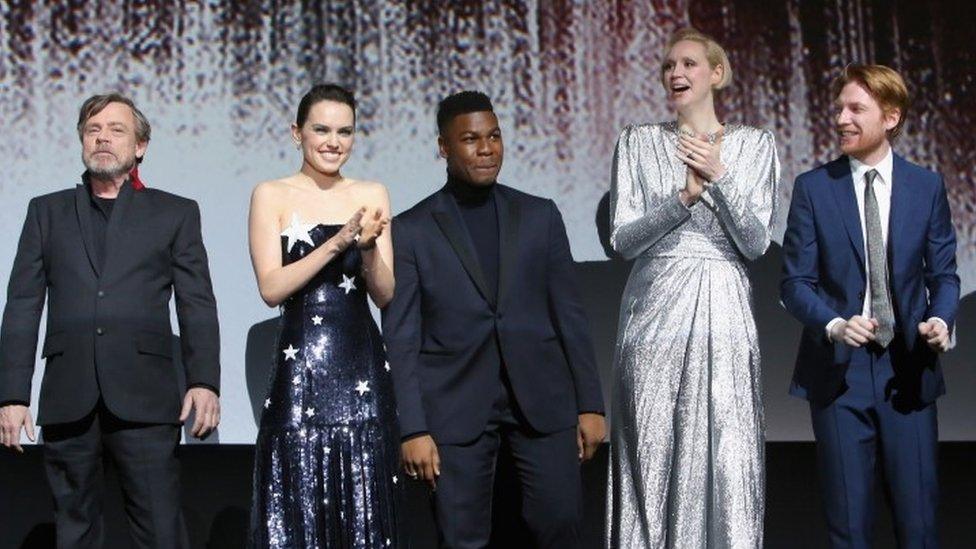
[281,212,316,253]
[282,345,299,360]
[311,315,323,326]
[339,274,357,294]
[354,380,370,396]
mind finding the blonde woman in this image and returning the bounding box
[606,28,780,548]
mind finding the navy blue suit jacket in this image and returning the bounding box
[781,154,959,405]
[382,184,604,445]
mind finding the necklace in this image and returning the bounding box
[677,125,723,144]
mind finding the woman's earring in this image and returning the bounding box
[295,141,302,150]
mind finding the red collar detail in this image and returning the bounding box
[129,167,147,191]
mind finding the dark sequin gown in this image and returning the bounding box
[250,221,400,548]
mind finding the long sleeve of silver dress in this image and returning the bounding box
[606,122,780,548]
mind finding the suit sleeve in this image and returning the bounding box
[546,201,605,415]
[703,129,780,260]
[923,176,960,327]
[780,176,841,330]
[609,125,691,260]
[381,218,428,438]
[171,201,220,394]
[0,198,47,404]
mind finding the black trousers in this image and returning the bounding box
[432,380,582,549]
[41,401,188,549]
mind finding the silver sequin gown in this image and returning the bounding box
[606,122,780,548]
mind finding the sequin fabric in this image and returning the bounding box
[250,223,400,548]
[606,122,780,548]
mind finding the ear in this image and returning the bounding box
[135,140,148,161]
[437,134,449,160]
[290,123,302,148]
[711,63,725,89]
[883,107,902,133]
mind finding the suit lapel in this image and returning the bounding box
[888,154,912,281]
[828,157,866,270]
[100,181,135,278]
[431,190,494,306]
[495,186,521,311]
[74,184,100,277]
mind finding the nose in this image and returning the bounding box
[835,108,849,126]
[476,138,492,155]
[325,132,339,148]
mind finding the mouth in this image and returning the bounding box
[319,151,342,160]
[670,82,691,96]
[837,129,859,140]
[473,165,498,172]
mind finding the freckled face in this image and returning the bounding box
[834,81,899,161]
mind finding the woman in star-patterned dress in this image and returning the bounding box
[247,84,401,548]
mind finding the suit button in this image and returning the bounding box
[858,291,865,300]
[97,290,105,298]
[96,327,105,336]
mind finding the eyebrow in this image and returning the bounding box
[310,123,354,130]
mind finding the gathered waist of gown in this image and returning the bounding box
[642,230,744,262]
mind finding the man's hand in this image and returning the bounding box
[179,387,220,439]
[0,404,35,453]
[401,434,440,490]
[918,319,950,352]
[830,315,878,347]
[577,413,606,462]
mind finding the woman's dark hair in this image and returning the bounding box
[295,84,356,126]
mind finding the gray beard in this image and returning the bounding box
[83,157,135,181]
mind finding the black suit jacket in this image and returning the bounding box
[0,181,220,425]
[382,184,604,445]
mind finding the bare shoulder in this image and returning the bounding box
[347,179,390,203]
[252,176,306,205]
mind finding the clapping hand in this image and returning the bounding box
[357,207,389,250]
[334,207,366,251]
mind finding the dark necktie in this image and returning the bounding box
[864,169,895,347]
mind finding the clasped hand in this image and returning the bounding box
[677,134,726,185]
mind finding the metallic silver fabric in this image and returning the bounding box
[606,122,780,548]
[250,223,401,548]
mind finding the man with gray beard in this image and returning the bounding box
[0,93,221,548]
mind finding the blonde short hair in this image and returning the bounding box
[832,64,910,139]
[662,28,733,91]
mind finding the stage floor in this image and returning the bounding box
[2,442,974,548]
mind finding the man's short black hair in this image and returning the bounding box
[436,91,494,135]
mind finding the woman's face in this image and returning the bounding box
[292,100,355,175]
[662,40,722,110]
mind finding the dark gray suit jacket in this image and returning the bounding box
[0,180,220,425]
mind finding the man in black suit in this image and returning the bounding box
[0,94,220,548]
[383,91,605,548]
